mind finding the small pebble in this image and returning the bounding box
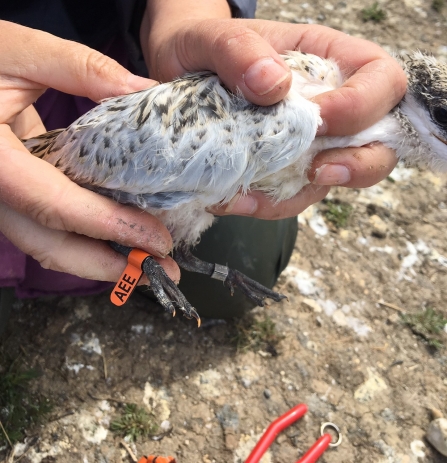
[160,420,171,431]
[410,440,426,458]
[380,408,396,422]
[427,418,447,456]
[264,388,272,399]
[430,408,444,420]
[241,378,252,388]
[369,214,387,238]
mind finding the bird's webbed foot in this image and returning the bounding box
[109,241,200,325]
[173,243,287,307]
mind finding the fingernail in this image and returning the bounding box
[313,164,351,186]
[244,58,290,96]
[148,242,173,259]
[316,119,328,136]
[138,275,150,286]
[152,251,168,259]
[126,74,156,91]
[224,193,257,215]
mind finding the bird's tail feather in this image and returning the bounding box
[21,129,65,159]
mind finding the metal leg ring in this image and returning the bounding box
[211,264,229,282]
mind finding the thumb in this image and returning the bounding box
[160,19,292,106]
[0,20,156,102]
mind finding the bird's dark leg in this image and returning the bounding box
[173,243,287,307]
[109,242,200,324]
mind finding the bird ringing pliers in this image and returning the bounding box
[137,404,341,463]
[245,403,342,463]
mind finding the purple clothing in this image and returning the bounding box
[0,234,111,298]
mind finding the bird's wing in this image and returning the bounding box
[22,129,65,158]
[23,75,254,208]
[24,61,321,210]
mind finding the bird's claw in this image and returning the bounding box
[166,304,176,318]
[172,244,285,310]
[141,256,201,326]
[224,269,286,307]
[172,304,201,326]
[182,307,201,327]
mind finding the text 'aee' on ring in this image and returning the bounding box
[320,422,342,447]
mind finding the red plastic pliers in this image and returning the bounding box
[136,404,340,463]
[245,404,342,463]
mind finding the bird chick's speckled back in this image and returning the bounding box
[24,51,447,246]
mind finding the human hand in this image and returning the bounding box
[141,9,406,219]
[0,21,180,284]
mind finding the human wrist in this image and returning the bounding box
[141,0,232,79]
[144,0,231,29]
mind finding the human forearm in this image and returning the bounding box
[145,0,231,26]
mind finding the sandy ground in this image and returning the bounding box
[1,1,447,462]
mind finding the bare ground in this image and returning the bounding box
[1,1,447,462]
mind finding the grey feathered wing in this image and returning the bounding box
[23,71,320,210]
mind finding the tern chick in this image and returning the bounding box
[23,51,447,324]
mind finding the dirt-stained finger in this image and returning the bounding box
[0,201,180,283]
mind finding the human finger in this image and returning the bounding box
[0,201,180,284]
[144,18,292,106]
[209,184,330,220]
[144,17,405,130]
[0,20,156,115]
[0,125,173,258]
[240,20,406,135]
[312,58,406,136]
[9,105,46,139]
[309,143,397,188]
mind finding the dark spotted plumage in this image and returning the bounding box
[21,50,447,324]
